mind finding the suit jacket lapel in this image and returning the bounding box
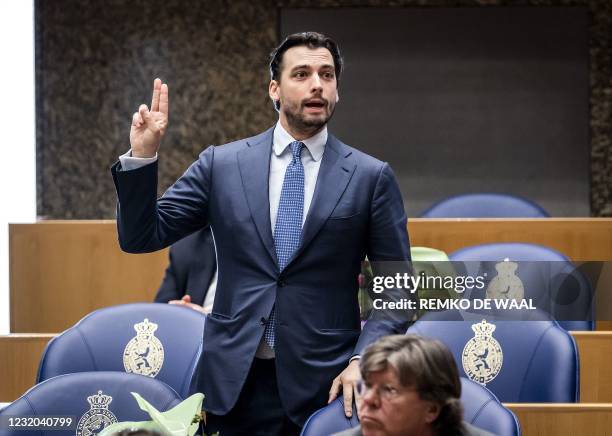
[237,127,278,266]
[287,134,356,266]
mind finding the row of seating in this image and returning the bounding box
[6,302,581,433]
[31,297,581,406]
[2,303,524,435]
[0,204,589,435]
[1,373,520,436]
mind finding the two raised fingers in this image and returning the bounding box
[151,78,169,116]
[132,79,168,127]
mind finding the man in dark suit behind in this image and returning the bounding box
[154,226,217,313]
[111,32,412,435]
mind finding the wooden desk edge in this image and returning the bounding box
[408,218,612,223]
[0,334,56,339]
[8,218,612,225]
[571,331,612,338]
[506,403,612,411]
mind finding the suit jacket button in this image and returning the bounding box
[260,317,267,326]
[277,278,286,287]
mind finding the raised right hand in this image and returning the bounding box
[129,78,169,158]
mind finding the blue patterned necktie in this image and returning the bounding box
[264,141,305,349]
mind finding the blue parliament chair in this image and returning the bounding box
[408,309,579,403]
[300,396,358,436]
[449,242,594,331]
[37,303,205,398]
[460,377,521,436]
[420,193,549,218]
[0,371,182,436]
[300,377,520,436]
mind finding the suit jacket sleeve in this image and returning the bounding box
[111,146,214,253]
[353,162,412,355]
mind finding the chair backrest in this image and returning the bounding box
[450,242,594,330]
[460,377,521,436]
[420,193,549,218]
[300,378,520,436]
[300,398,358,436]
[37,303,205,397]
[0,371,182,436]
[408,310,579,402]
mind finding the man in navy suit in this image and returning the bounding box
[154,226,217,313]
[112,32,411,435]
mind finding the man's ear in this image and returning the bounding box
[336,93,340,103]
[269,80,280,102]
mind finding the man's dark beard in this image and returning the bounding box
[284,103,336,134]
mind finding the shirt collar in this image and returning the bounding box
[273,121,327,161]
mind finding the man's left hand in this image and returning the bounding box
[328,359,361,418]
[168,295,209,314]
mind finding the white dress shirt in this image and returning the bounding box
[202,229,218,313]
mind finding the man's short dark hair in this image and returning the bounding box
[269,31,344,84]
[360,334,464,436]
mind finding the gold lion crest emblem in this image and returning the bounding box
[76,390,117,436]
[123,318,164,377]
[462,320,503,385]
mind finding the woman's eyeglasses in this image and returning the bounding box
[355,380,408,402]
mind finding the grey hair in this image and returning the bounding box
[360,334,465,436]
